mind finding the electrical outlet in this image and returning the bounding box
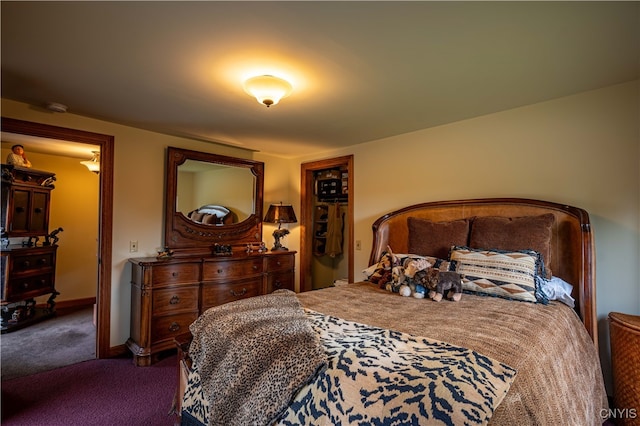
[356,240,362,250]
[129,240,138,252]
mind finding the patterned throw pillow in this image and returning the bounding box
[449,246,548,304]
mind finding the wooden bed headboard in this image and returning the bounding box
[369,198,597,345]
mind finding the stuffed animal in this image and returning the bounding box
[398,282,426,299]
[396,258,432,298]
[392,265,406,286]
[369,246,401,289]
[403,258,432,279]
[424,268,463,302]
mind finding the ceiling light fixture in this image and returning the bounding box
[243,75,292,107]
[80,151,100,174]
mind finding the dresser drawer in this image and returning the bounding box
[266,254,294,273]
[202,258,263,281]
[201,277,262,310]
[152,286,199,316]
[5,273,55,302]
[151,312,199,343]
[150,263,199,285]
[9,252,55,274]
[267,270,294,293]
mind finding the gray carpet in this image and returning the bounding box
[1,307,96,381]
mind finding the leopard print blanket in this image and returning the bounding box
[184,299,517,426]
[187,289,327,426]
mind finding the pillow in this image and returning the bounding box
[449,245,548,304]
[366,251,397,287]
[190,212,205,222]
[408,217,470,259]
[540,276,575,308]
[469,214,554,278]
[202,214,219,225]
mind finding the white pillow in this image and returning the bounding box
[540,276,575,308]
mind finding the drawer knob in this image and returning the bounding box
[34,208,43,214]
[22,282,29,289]
[172,272,178,277]
[22,260,31,268]
[217,269,223,274]
[37,258,47,266]
[169,295,180,305]
[169,322,181,332]
[252,265,258,270]
[274,280,282,288]
[276,261,281,266]
[230,288,247,297]
[15,207,25,213]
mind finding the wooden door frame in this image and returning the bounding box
[300,155,353,292]
[1,117,114,358]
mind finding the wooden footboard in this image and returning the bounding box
[174,332,193,424]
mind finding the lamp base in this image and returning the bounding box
[272,228,290,252]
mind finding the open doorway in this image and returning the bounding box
[300,155,353,292]
[1,117,114,358]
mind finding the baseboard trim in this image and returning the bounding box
[108,344,128,358]
[36,297,97,310]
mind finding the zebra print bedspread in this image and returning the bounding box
[182,309,516,426]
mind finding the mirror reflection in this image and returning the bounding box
[177,159,255,225]
[165,146,264,253]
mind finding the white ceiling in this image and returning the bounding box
[1,1,638,158]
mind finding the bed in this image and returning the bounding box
[176,198,608,426]
[186,205,236,225]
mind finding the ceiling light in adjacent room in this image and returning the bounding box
[46,102,68,113]
[81,151,100,174]
[243,75,292,107]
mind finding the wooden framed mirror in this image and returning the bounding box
[164,147,264,256]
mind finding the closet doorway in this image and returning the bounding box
[300,155,353,292]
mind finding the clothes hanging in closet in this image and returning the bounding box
[325,203,344,257]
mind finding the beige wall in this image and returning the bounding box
[2,80,637,393]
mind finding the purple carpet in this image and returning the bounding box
[1,354,177,426]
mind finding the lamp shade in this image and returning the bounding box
[80,151,100,174]
[263,203,297,224]
[243,75,292,107]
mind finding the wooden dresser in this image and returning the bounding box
[127,251,295,366]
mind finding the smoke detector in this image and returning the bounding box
[46,102,68,113]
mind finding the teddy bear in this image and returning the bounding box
[424,268,463,302]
